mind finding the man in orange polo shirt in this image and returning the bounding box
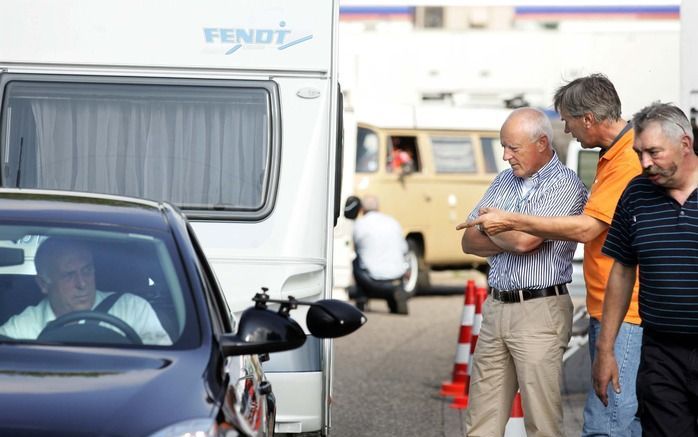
[466,74,641,436]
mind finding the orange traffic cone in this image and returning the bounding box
[440,280,476,397]
[470,286,487,364]
[449,286,485,409]
[504,391,526,436]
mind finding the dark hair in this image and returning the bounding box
[554,73,622,122]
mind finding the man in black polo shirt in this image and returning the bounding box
[592,102,698,436]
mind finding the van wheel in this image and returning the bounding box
[404,240,430,296]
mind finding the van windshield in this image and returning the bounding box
[1,80,272,214]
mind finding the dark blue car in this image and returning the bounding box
[0,189,364,437]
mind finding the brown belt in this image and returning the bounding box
[489,284,568,303]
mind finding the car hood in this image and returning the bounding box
[0,344,215,437]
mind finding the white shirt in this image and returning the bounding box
[353,210,408,280]
[0,290,172,345]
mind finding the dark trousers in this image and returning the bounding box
[351,258,407,314]
[351,258,403,300]
[637,330,698,437]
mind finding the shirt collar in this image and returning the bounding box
[600,121,633,161]
[43,290,107,322]
[523,151,562,183]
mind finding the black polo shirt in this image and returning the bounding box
[603,176,698,334]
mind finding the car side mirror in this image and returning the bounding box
[219,289,366,357]
[306,299,366,338]
[219,305,306,357]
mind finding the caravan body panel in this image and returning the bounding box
[0,1,340,434]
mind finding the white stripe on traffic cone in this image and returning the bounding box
[440,280,475,397]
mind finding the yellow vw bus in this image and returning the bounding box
[351,104,512,294]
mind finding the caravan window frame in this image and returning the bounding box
[0,73,281,221]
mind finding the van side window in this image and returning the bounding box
[356,127,379,173]
[387,136,419,173]
[431,136,476,173]
[577,150,600,190]
[481,136,504,174]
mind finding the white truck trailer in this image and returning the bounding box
[0,1,342,434]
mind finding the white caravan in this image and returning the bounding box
[0,1,342,435]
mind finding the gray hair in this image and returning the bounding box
[554,73,622,122]
[632,102,694,146]
[361,195,380,212]
[506,107,554,146]
[35,238,92,279]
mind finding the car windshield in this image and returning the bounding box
[0,224,198,348]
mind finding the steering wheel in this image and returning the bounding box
[39,311,143,345]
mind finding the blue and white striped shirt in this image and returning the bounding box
[469,153,588,291]
[603,176,698,334]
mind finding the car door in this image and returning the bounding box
[190,226,272,436]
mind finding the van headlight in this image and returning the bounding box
[148,418,227,437]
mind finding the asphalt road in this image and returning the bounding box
[331,270,590,437]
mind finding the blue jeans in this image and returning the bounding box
[582,318,642,437]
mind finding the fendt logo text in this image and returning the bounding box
[203,21,313,55]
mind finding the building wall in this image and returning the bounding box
[338,24,679,119]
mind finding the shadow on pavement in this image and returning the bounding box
[417,285,467,296]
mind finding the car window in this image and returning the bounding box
[431,136,477,173]
[0,225,198,348]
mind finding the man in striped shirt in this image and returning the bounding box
[456,107,587,437]
[593,102,698,436]
[465,74,643,436]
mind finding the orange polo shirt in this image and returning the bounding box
[583,127,642,324]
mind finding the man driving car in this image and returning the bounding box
[0,237,171,345]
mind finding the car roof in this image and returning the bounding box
[0,188,175,231]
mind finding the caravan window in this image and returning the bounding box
[0,79,277,219]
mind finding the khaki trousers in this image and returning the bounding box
[464,293,573,437]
